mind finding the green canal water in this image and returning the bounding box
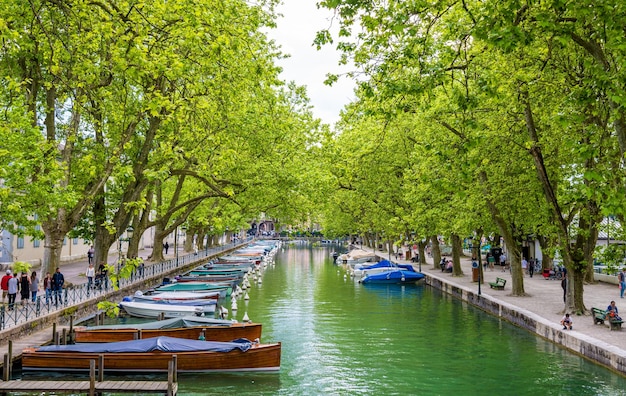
[25,243,626,395]
[174,243,626,395]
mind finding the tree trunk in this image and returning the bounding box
[41,231,65,277]
[507,241,525,295]
[431,235,441,270]
[418,240,426,269]
[184,230,194,253]
[150,223,166,262]
[451,234,463,276]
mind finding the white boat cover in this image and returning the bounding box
[37,336,252,353]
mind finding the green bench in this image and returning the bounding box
[489,277,506,290]
[592,307,623,331]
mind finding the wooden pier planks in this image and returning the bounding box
[0,379,177,394]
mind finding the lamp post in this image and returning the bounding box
[174,226,179,267]
[470,238,481,296]
[117,226,134,273]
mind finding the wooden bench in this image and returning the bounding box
[489,277,506,290]
[592,307,606,325]
[591,307,624,331]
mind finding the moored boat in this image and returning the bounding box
[359,270,425,284]
[352,260,416,278]
[176,274,243,283]
[119,300,216,319]
[73,317,263,343]
[22,336,281,373]
[133,291,221,302]
[154,282,233,296]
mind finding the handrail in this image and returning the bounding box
[0,238,253,331]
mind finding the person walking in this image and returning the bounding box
[52,267,65,305]
[87,245,95,265]
[19,272,30,306]
[619,268,626,299]
[528,259,535,278]
[98,262,108,289]
[86,263,95,290]
[7,274,18,310]
[164,241,169,255]
[43,272,53,305]
[1,270,12,304]
[30,271,39,302]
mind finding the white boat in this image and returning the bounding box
[119,300,216,319]
[352,260,417,279]
[133,291,221,302]
[339,249,376,266]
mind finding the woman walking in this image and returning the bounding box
[30,271,39,302]
[19,272,30,306]
[43,272,52,305]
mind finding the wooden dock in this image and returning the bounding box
[0,379,177,394]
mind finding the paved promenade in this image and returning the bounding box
[375,249,626,369]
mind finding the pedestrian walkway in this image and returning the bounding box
[357,246,626,374]
[0,240,249,375]
[27,245,183,289]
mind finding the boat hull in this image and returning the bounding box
[74,322,263,343]
[22,343,281,373]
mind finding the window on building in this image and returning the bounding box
[73,237,78,245]
[17,225,24,249]
[63,238,67,246]
[34,224,41,248]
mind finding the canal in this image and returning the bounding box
[24,242,626,394]
[180,243,626,395]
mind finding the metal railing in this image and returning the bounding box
[0,238,252,331]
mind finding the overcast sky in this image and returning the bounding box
[266,0,356,126]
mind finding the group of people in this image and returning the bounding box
[86,262,109,290]
[1,268,65,309]
[561,301,623,330]
[439,258,453,273]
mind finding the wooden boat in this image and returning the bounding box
[73,317,263,343]
[119,300,216,318]
[22,336,281,373]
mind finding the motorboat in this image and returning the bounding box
[73,317,262,343]
[352,260,416,278]
[22,336,281,373]
[119,300,216,319]
[359,270,425,284]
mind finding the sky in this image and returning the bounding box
[265,1,356,126]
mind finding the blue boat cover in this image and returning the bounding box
[38,336,252,353]
[361,270,425,284]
